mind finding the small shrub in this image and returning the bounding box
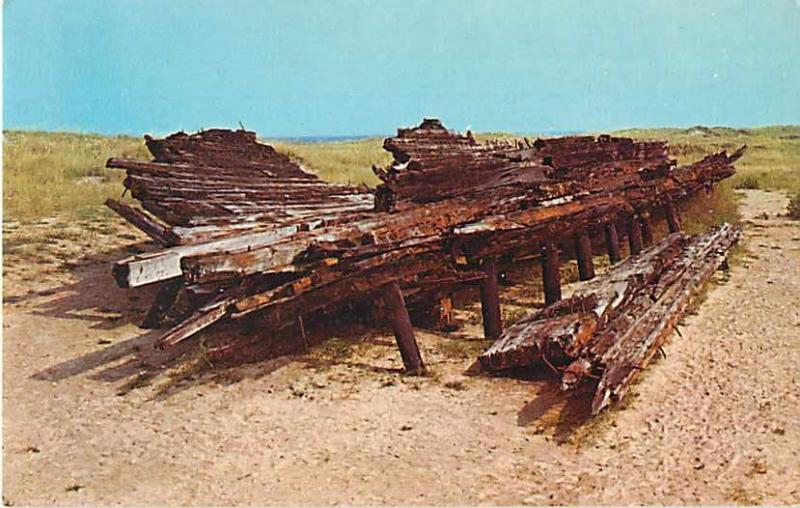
[734,175,761,190]
[787,194,800,220]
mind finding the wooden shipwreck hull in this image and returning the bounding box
[104,119,744,410]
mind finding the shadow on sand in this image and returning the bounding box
[17,236,597,442]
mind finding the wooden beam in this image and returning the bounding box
[541,241,562,306]
[381,282,424,373]
[479,257,503,339]
[666,202,682,233]
[112,225,301,288]
[604,222,622,264]
[628,216,643,255]
[154,297,232,349]
[640,212,654,246]
[105,199,180,246]
[574,232,595,281]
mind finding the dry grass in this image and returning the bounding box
[615,125,800,195]
[271,137,388,186]
[3,131,149,223]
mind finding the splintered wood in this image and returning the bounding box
[480,223,741,414]
[105,119,744,400]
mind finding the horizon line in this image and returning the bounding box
[3,123,799,141]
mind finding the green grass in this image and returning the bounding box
[4,125,799,224]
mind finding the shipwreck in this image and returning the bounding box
[104,118,745,414]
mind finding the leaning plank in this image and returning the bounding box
[105,199,180,246]
[154,297,233,349]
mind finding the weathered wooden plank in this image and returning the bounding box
[112,225,301,288]
[480,224,741,416]
[154,297,233,349]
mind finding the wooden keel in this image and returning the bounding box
[381,282,425,373]
[541,241,562,306]
[574,232,595,281]
[479,258,503,339]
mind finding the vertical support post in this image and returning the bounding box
[628,216,643,255]
[141,277,184,328]
[604,222,622,264]
[479,258,503,339]
[640,212,654,246]
[381,282,424,373]
[574,231,595,281]
[541,241,562,306]
[665,201,682,233]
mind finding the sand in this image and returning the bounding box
[3,189,799,505]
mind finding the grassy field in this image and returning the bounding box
[3,125,799,224]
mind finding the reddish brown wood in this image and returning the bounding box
[628,216,643,255]
[107,122,746,355]
[381,282,424,373]
[575,232,595,281]
[480,258,503,339]
[666,202,682,233]
[604,222,622,264]
[640,213,654,246]
[542,241,562,306]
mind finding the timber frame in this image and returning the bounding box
[103,119,744,412]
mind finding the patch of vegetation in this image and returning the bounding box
[271,137,388,186]
[734,175,760,190]
[679,181,741,235]
[615,125,800,195]
[434,337,490,360]
[3,130,148,222]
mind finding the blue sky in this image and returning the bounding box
[4,0,800,137]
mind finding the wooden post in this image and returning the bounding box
[640,212,654,246]
[604,222,622,264]
[479,258,503,339]
[666,202,682,233]
[574,232,595,281]
[381,282,424,373]
[141,277,184,328]
[541,241,562,306]
[628,216,643,255]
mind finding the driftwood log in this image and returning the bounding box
[480,223,741,414]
